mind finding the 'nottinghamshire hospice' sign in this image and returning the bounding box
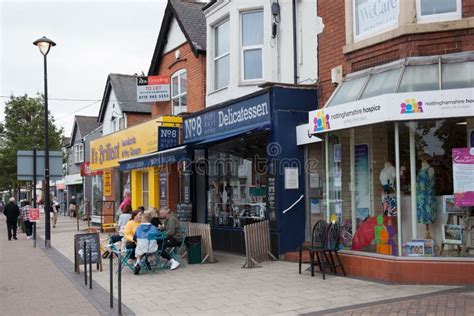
[90,120,158,171]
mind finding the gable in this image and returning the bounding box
[163,16,187,54]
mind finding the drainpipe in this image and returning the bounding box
[292,0,298,84]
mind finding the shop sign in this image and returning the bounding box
[183,93,271,143]
[29,208,40,222]
[137,76,170,103]
[158,126,179,151]
[80,162,103,177]
[452,148,474,206]
[103,171,112,197]
[90,119,158,171]
[354,0,399,40]
[159,170,168,207]
[309,88,474,134]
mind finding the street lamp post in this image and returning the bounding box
[33,36,56,248]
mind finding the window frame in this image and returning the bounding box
[74,143,84,164]
[240,9,264,83]
[352,0,400,42]
[213,18,230,91]
[171,69,187,115]
[416,0,462,24]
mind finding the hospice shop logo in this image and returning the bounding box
[401,98,423,114]
[313,111,331,132]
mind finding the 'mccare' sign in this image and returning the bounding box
[183,93,271,143]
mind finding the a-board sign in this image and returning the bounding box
[74,233,101,266]
[29,208,40,222]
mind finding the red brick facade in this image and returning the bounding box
[151,42,206,117]
[317,0,474,107]
[126,112,151,127]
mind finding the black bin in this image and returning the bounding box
[185,235,202,264]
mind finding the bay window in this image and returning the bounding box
[416,0,462,23]
[214,19,230,90]
[352,0,400,42]
[241,10,263,81]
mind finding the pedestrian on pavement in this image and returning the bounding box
[0,199,5,213]
[4,197,20,240]
[69,196,77,218]
[52,196,60,228]
[21,200,33,239]
[158,207,182,270]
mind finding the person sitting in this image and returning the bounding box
[148,207,162,227]
[110,205,133,243]
[122,209,143,261]
[158,207,182,270]
[133,211,159,275]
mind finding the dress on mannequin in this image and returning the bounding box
[416,160,436,225]
[380,162,397,216]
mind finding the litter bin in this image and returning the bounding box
[185,235,202,264]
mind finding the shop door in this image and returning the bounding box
[195,161,207,223]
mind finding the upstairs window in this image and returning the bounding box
[241,10,263,81]
[74,143,84,164]
[416,0,461,23]
[213,19,230,90]
[171,69,187,115]
[353,0,400,42]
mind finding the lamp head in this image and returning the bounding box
[33,36,56,56]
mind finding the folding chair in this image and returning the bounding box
[144,231,167,272]
[108,239,135,273]
[167,225,187,266]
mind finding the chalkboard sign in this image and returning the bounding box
[74,233,102,273]
[176,203,192,222]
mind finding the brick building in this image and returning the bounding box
[303,0,474,284]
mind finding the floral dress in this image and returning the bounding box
[416,167,436,224]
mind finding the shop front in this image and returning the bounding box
[307,53,474,284]
[183,86,317,255]
[89,116,181,223]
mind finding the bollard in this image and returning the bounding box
[89,245,92,289]
[118,252,122,315]
[83,241,87,285]
[109,247,113,308]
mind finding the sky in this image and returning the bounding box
[0,0,167,137]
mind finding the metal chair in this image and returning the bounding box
[308,221,330,280]
[325,222,347,276]
[167,225,187,266]
[108,239,135,273]
[145,231,167,272]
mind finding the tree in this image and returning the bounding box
[0,94,64,194]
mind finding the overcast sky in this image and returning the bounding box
[0,0,167,137]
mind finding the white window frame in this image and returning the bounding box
[213,18,230,91]
[352,0,400,42]
[416,0,462,24]
[74,143,84,164]
[171,69,187,115]
[240,9,264,82]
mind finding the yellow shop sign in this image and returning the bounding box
[90,120,158,171]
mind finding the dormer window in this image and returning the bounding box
[241,10,263,81]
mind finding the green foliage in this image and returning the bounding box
[0,94,64,191]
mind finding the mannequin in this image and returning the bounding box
[416,158,436,239]
[380,161,397,216]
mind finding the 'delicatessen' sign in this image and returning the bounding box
[137,76,170,103]
[90,120,158,171]
[183,93,271,143]
[309,88,474,134]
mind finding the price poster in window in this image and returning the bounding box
[452,148,474,206]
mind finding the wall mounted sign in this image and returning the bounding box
[137,75,170,103]
[158,126,179,151]
[159,170,168,208]
[103,171,112,197]
[183,93,271,143]
[284,167,299,190]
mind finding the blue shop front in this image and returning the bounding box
[183,86,317,255]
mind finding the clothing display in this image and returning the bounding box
[380,162,397,216]
[416,163,436,224]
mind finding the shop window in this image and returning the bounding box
[398,64,439,93]
[74,143,84,164]
[91,174,103,216]
[142,171,149,209]
[352,0,400,42]
[416,0,461,23]
[171,69,187,115]
[213,18,230,90]
[207,133,270,228]
[442,61,474,90]
[241,10,263,81]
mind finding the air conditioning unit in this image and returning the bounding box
[331,65,343,84]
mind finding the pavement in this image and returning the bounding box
[15,215,469,316]
[0,218,101,316]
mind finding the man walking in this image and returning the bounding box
[4,198,20,240]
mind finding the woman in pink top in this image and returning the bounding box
[119,189,131,212]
